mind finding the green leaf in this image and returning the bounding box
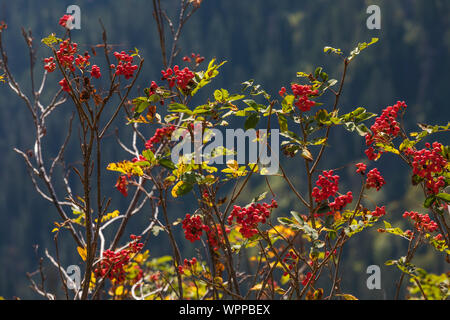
[158,158,176,170]
[192,59,227,96]
[348,38,379,61]
[243,99,260,111]
[41,33,62,47]
[356,124,370,136]
[314,67,323,80]
[252,191,268,203]
[214,89,229,102]
[168,103,192,115]
[277,113,288,133]
[281,95,295,113]
[244,113,260,130]
[382,221,411,240]
[436,193,450,203]
[142,149,155,163]
[424,195,436,208]
[133,97,151,114]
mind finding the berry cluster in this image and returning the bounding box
[207,224,230,251]
[402,211,438,233]
[406,142,447,194]
[43,57,56,73]
[312,170,340,203]
[365,101,407,160]
[182,53,205,65]
[90,65,101,79]
[147,80,159,97]
[365,168,386,191]
[75,52,91,70]
[329,192,353,212]
[112,51,138,79]
[58,15,73,28]
[56,39,78,72]
[115,175,129,197]
[95,235,144,283]
[161,65,195,90]
[227,200,278,239]
[178,257,197,275]
[282,250,298,277]
[182,214,209,242]
[290,84,318,112]
[59,78,71,92]
[301,272,313,286]
[144,125,176,151]
[355,162,367,175]
[371,206,386,217]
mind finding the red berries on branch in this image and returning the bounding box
[279,84,319,112]
[291,84,318,112]
[301,272,313,286]
[182,214,209,242]
[365,101,407,160]
[59,78,71,92]
[406,142,447,194]
[313,170,356,216]
[283,250,298,277]
[312,170,340,203]
[227,200,278,239]
[56,39,78,72]
[366,168,386,191]
[206,224,230,251]
[58,15,73,28]
[95,235,144,284]
[178,257,198,275]
[75,52,91,70]
[115,176,129,197]
[44,57,56,73]
[371,206,386,217]
[145,125,176,151]
[90,65,101,79]
[182,53,205,65]
[402,211,438,233]
[355,162,367,175]
[161,65,195,90]
[112,51,138,79]
[329,192,353,212]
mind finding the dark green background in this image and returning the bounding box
[0,0,449,299]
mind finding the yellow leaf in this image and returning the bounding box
[336,293,358,300]
[115,285,124,296]
[250,283,263,291]
[77,246,87,261]
[89,272,96,290]
[98,210,120,224]
[171,181,184,198]
[51,227,59,233]
[226,159,239,171]
[107,160,143,176]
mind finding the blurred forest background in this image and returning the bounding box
[0,0,449,299]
